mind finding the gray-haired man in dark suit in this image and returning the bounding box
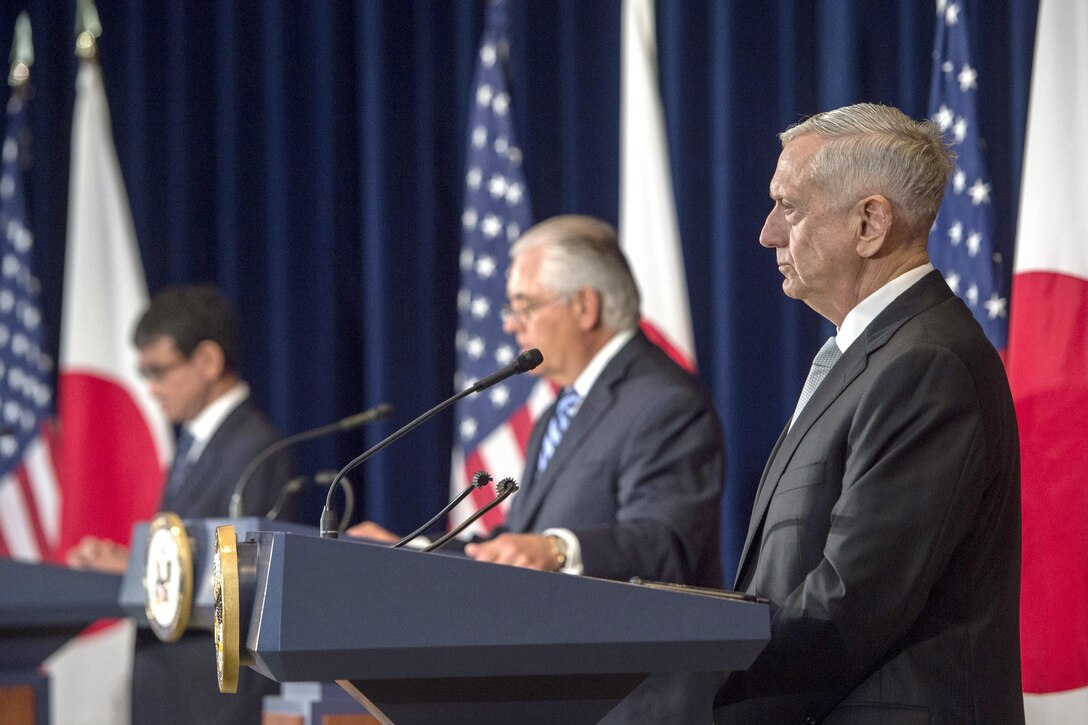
[353,215,726,723]
[715,104,1022,724]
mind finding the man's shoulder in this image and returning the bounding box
[612,334,706,389]
[598,335,715,419]
[210,397,282,453]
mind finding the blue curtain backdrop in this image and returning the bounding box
[2,0,1037,582]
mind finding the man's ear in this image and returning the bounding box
[572,287,603,331]
[192,339,226,380]
[854,194,892,258]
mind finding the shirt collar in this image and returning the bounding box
[836,263,934,352]
[570,328,636,402]
[181,381,250,462]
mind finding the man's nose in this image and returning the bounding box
[759,208,786,249]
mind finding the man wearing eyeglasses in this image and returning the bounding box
[352,214,725,722]
[464,215,724,587]
[67,284,294,725]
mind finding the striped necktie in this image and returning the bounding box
[790,337,842,427]
[537,387,581,473]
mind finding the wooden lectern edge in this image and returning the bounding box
[335,680,394,725]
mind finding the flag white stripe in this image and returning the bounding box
[1013,0,1088,280]
[1025,687,1088,722]
[0,474,41,560]
[527,379,556,419]
[478,421,525,481]
[62,63,172,466]
[24,435,60,547]
[620,0,696,364]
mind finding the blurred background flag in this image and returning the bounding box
[53,52,171,559]
[927,0,1007,351]
[620,0,696,370]
[0,13,60,563]
[43,17,174,723]
[449,0,551,535]
[1008,0,1088,719]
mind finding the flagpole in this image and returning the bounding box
[74,0,102,60]
[8,11,32,88]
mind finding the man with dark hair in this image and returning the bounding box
[68,284,294,725]
[129,285,290,520]
[714,104,1022,722]
[133,284,243,374]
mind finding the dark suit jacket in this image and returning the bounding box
[506,330,724,586]
[134,395,295,725]
[715,271,1023,724]
[158,396,294,518]
[505,331,726,723]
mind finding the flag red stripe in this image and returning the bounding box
[508,405,535,452]
[1008,270,1088,694]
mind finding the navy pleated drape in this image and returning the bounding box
[5,0,1037,582]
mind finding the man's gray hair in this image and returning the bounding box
[780,103,956,236]
[511,215,641,332]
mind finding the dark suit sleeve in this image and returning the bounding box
[573,382,724,586]
[727,345,993,710]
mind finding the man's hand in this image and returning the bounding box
[344,521,400,543]
[465,533,561,571]
[66,536,130,574]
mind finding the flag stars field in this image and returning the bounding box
[451,0,546,535]
[968,178,991,205]
[967,231,982,257]
[927,0,1005,349]
[984,293,1007,320]
[475,254,496,278]
[957,63,978,91]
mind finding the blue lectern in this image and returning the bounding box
[0,559,123,725]
[226,530,770,724]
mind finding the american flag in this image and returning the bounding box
[927,0,1007,349]
[0,87,59,561]
[449,0,552,534]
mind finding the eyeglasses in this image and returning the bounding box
[138,357,188,382]
[500,295,566,326]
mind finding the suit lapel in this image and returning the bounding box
[734,423,788,587]
[735,271,955,585]
[160,400,249,517]
[507,334,644,531]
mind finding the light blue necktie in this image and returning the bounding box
[537,388,580,473]
[791,337,842,427]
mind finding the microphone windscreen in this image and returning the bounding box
[514,348,544,373]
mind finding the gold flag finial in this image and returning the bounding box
[8,12,32,87]
[74,0,102,59]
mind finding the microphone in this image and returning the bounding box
[391,470,492,549]
[319,349,542,538]
[422,476,519,552]
[227,403,393,518]
[468,348,544,393]
[264,470,354,526]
